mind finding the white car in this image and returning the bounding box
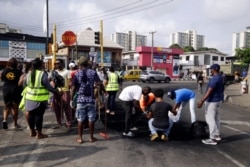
[140,70,171,83]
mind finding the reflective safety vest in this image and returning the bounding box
[140,92,155,112]
[25,70,49,101]
[106,72,119,91]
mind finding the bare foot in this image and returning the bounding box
[76,138,83,144]
[89,137,97,143]
[36,134,48,139]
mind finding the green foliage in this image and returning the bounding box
[196,47,217,51]
[235,48,250,64]
[183,46,195,52]
[169,43,182,49]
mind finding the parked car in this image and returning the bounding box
[123,69,142,82]
[140,70,171,83]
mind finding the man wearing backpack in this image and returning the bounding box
[52,59,72,129]
[71,56,101,143]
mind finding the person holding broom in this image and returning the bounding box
[71,56,101,143]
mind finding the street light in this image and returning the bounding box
[149,31,156,70]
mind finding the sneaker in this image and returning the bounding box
[130,127,138,131]
[161,134,169,141]
[2,121,8,129]
[202,138,217,145]
[123,131,135,137]
[212,135,222,141]
[150,133,159,141]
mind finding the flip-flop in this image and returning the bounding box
[30,132,36,137]
[36,134,48,139]
[76,138,83,144]
[110,111,115,115]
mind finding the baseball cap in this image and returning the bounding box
[167,90,176,99]
[210,64,220,71]
[68,62,75,68]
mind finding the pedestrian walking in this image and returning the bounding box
[1,57,22,129]
[71,56,101,143]
[197,64,224,145]
[167,88,196,123]
[197,73,204,93]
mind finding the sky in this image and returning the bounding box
[0,0,249,55]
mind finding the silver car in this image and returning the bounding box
[140,70,171,83]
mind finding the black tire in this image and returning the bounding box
[149,77,154,83]
[165,78,170,83]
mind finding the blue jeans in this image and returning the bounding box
[148,118,174,136]
[76,103,96,122]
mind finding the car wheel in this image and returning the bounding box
[149,78,154,83]
[165,78,170,83]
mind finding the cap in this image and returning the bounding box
[167,90,176,99]
[68,62,75,68]
[78,56,89,65]
[210,64,220,71]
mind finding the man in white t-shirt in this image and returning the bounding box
[52,59,72,129]
[119,85,151,137]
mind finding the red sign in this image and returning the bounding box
[62,31,76,46]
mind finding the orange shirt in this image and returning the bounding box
[139,92,155,112]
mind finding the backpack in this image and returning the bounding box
[189,121,209,139]
[51,70,65,88]
[82,69,93,96]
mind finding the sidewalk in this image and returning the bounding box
[224,82,250,108]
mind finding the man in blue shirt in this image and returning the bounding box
[197,63,224,145]
[167,88,196,123]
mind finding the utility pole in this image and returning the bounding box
[149,31,156,70]
[46,0,49,54]
[100,20,104,67]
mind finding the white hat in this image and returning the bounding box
[69,62,75,68]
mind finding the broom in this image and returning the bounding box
[98,85,109,139]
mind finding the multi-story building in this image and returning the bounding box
[111,31,147,52]
[170,30,204,50]
[232,26,250,56]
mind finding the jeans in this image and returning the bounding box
[148,118,174,136]
[76,103,96,122]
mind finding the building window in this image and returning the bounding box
[186,55,190,61]
[212,56,218,61]
[220,57,224,61]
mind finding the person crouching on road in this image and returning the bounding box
[197,64,224,145]
[146,88,177,141]
[119,85,151,137]
[24,58,59,139]
[167,88,196,124]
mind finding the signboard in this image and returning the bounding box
[62,31,76,46]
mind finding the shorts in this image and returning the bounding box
[3,85,22,104]
[75,103,96,122]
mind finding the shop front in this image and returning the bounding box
[136,46,183,78]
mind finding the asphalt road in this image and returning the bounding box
[0,81,250,167]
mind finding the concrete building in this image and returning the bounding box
[58,28,123,68]
[179,50,227,78]
[232,26,250,56]
[170,30,204,50]
[0,23,22,34]
[111,31,147,52]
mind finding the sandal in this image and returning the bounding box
[36,134,48,139]
[110,111,115,115]
[30,131,36,137]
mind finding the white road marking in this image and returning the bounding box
[217,150,246,167]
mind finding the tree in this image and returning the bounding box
[183,46,195,52]
[235,48,250,64]
[169,43,182,49]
